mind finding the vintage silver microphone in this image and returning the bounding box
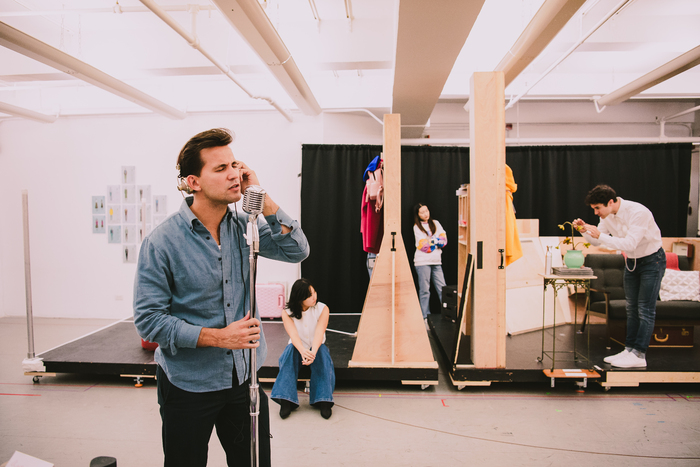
[242,185,265,467]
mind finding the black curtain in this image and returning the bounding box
[301,143,692,314]
[301,144,469,314]
[506,143,692,236]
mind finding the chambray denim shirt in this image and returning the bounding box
[134,197,309,393]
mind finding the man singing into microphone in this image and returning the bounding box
[134,128,309,467]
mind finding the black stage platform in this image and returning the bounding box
[428,313,700,389]
[30,315,699,388]
[30,314,438,385]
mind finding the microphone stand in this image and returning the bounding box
[247,213,260,467]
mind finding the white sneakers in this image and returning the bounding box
[604,349,647,368]
[611,352,647,368]
[603,349,629,364]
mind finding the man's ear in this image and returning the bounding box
[187,174,201,193]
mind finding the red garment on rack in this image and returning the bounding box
[361,185,383,253]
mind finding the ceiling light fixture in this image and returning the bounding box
[0,21,186,120]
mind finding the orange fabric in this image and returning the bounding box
[505,164,523,266]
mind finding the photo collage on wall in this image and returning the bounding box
[92,166,168,263]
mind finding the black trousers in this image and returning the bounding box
[156,366,271,467]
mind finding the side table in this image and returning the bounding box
[538,274,596,370]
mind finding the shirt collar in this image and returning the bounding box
[179,197,233,231]
[612,197,626,219]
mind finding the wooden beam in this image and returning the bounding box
[469,72,506,368]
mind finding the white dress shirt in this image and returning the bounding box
[582,197,662,259]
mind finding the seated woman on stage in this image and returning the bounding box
[271,278,335,419]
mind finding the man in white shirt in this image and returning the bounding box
[573,185,666,369]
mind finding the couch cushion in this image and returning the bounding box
[585,254,626,303]
[659,269,700,301]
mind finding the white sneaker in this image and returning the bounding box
[603,349,629,364]
[611,352,647,368]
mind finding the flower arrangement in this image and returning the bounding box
[556,221,591,251]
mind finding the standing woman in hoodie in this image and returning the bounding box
[413,204,447,327]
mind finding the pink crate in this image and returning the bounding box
[255,283,285,319]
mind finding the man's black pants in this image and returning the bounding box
[156,366,271,467]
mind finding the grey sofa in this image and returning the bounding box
[584,253,699,347]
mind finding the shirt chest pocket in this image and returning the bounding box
[171,255,222,296]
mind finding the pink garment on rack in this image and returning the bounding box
[361,185,383,253]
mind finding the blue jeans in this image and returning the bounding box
[271,344,335,406]
[415,264,446,319]
[367,252,377,278]
[623,247,666,354]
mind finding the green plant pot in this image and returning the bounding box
[564,249,585,269]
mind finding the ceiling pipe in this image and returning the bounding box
[0,21,186,119]
[662,104,700,123]
[659,104,700,140]
[0,4,218,17]
[139,0,292,122]
[211,0,322,116]
[494,0,587,88]
[0,101,57,123]
[596,45,700,107]
[307,0,320,21]
[505,0,632,111]
[322,108,383,125]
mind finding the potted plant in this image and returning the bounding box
[556,221,591,268]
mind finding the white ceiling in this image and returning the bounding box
[0,0,699,131]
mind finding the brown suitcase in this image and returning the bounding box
[610,324,695,348]
[649,325,694,347]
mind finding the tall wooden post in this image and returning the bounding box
[349,114,437,372]
[469,72,507,368]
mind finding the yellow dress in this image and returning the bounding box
[505,165,523,266]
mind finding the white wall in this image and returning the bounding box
[0,111,324,318]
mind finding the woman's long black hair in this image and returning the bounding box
[286,278,314,320]
[413,203,436,236]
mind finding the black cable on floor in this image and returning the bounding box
[334,404,700,460]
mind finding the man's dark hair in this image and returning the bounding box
[585,184,617,206]
[177,128,233,177]
[286,278,314,320]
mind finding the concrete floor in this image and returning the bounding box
[2,316,700,467]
